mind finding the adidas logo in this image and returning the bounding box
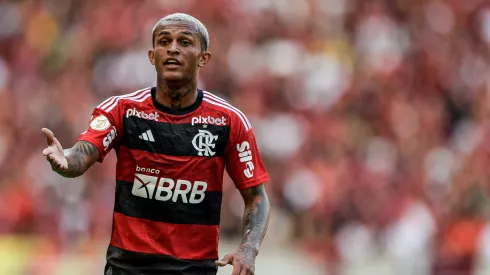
[139,130,155,142]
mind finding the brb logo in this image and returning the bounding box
[192,129,218,156]
[237,141,254,178]
[103,126,117,150]
[126,108,159,121]
[191,116,227,126]
[132,173,207,204]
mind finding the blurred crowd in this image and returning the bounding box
[1,0,490,274]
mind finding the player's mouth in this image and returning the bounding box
[163,58,182,69]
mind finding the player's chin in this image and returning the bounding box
[162,71,187,82]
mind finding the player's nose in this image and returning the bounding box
[167,41,180,55]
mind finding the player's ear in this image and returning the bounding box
[148,49,155,65]
[198,51,211,67]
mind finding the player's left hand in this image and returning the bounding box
[216,246,257,275]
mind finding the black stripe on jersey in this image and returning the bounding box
[121,116,230,157]
[114,180,222,226]
[106,245,218,275]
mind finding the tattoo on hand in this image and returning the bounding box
[236,245,257,270]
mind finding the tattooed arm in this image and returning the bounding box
[59,141,100,177]
[42,128,99,178]
[216,184,270,275]
[239,184,270,256]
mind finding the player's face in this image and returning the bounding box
[148,21,211,83]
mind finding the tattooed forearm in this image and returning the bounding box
[238,184,270,257]
[58,141,99,178]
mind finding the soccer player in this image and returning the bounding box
[41,13,270,275]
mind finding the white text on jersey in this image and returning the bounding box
[103,126,117,150]
[136,165,160,174]
[126,108,159,121]
[237,141,254,178]
[132,174,207,204]
[191,116,227,126]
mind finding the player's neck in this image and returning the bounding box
[155,80,198,110]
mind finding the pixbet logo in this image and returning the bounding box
[126,108,159,121]
[132,174,207,204]
[103,126,117,150]
[237,141,254,178]
[191,116,227,126]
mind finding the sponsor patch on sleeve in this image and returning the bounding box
[90,115,111,131]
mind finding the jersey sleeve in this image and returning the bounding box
[77,98,123,162]
[225,115,270,190]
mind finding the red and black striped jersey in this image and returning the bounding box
[78,87,269,274]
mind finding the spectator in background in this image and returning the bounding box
[0,0,490,274]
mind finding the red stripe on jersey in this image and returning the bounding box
[116,146,225,192]
[99,88,149,110]
[203,92,252,130]
[106,91,152,113]
[101,89,151,112]
[203,98,249,131]
[98,88,149,110]
[111,212,219,260]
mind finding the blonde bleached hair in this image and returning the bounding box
[152,13,209,51]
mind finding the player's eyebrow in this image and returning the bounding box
[157,30,195,37]
[157,31,171,37]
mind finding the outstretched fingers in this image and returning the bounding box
[41,128,55,145]
[216,254,233,267]
[41,128,64,154]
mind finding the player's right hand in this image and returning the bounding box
[42,128,68,172]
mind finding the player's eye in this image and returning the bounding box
[159,39,169,45]
[180,40,190,46]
